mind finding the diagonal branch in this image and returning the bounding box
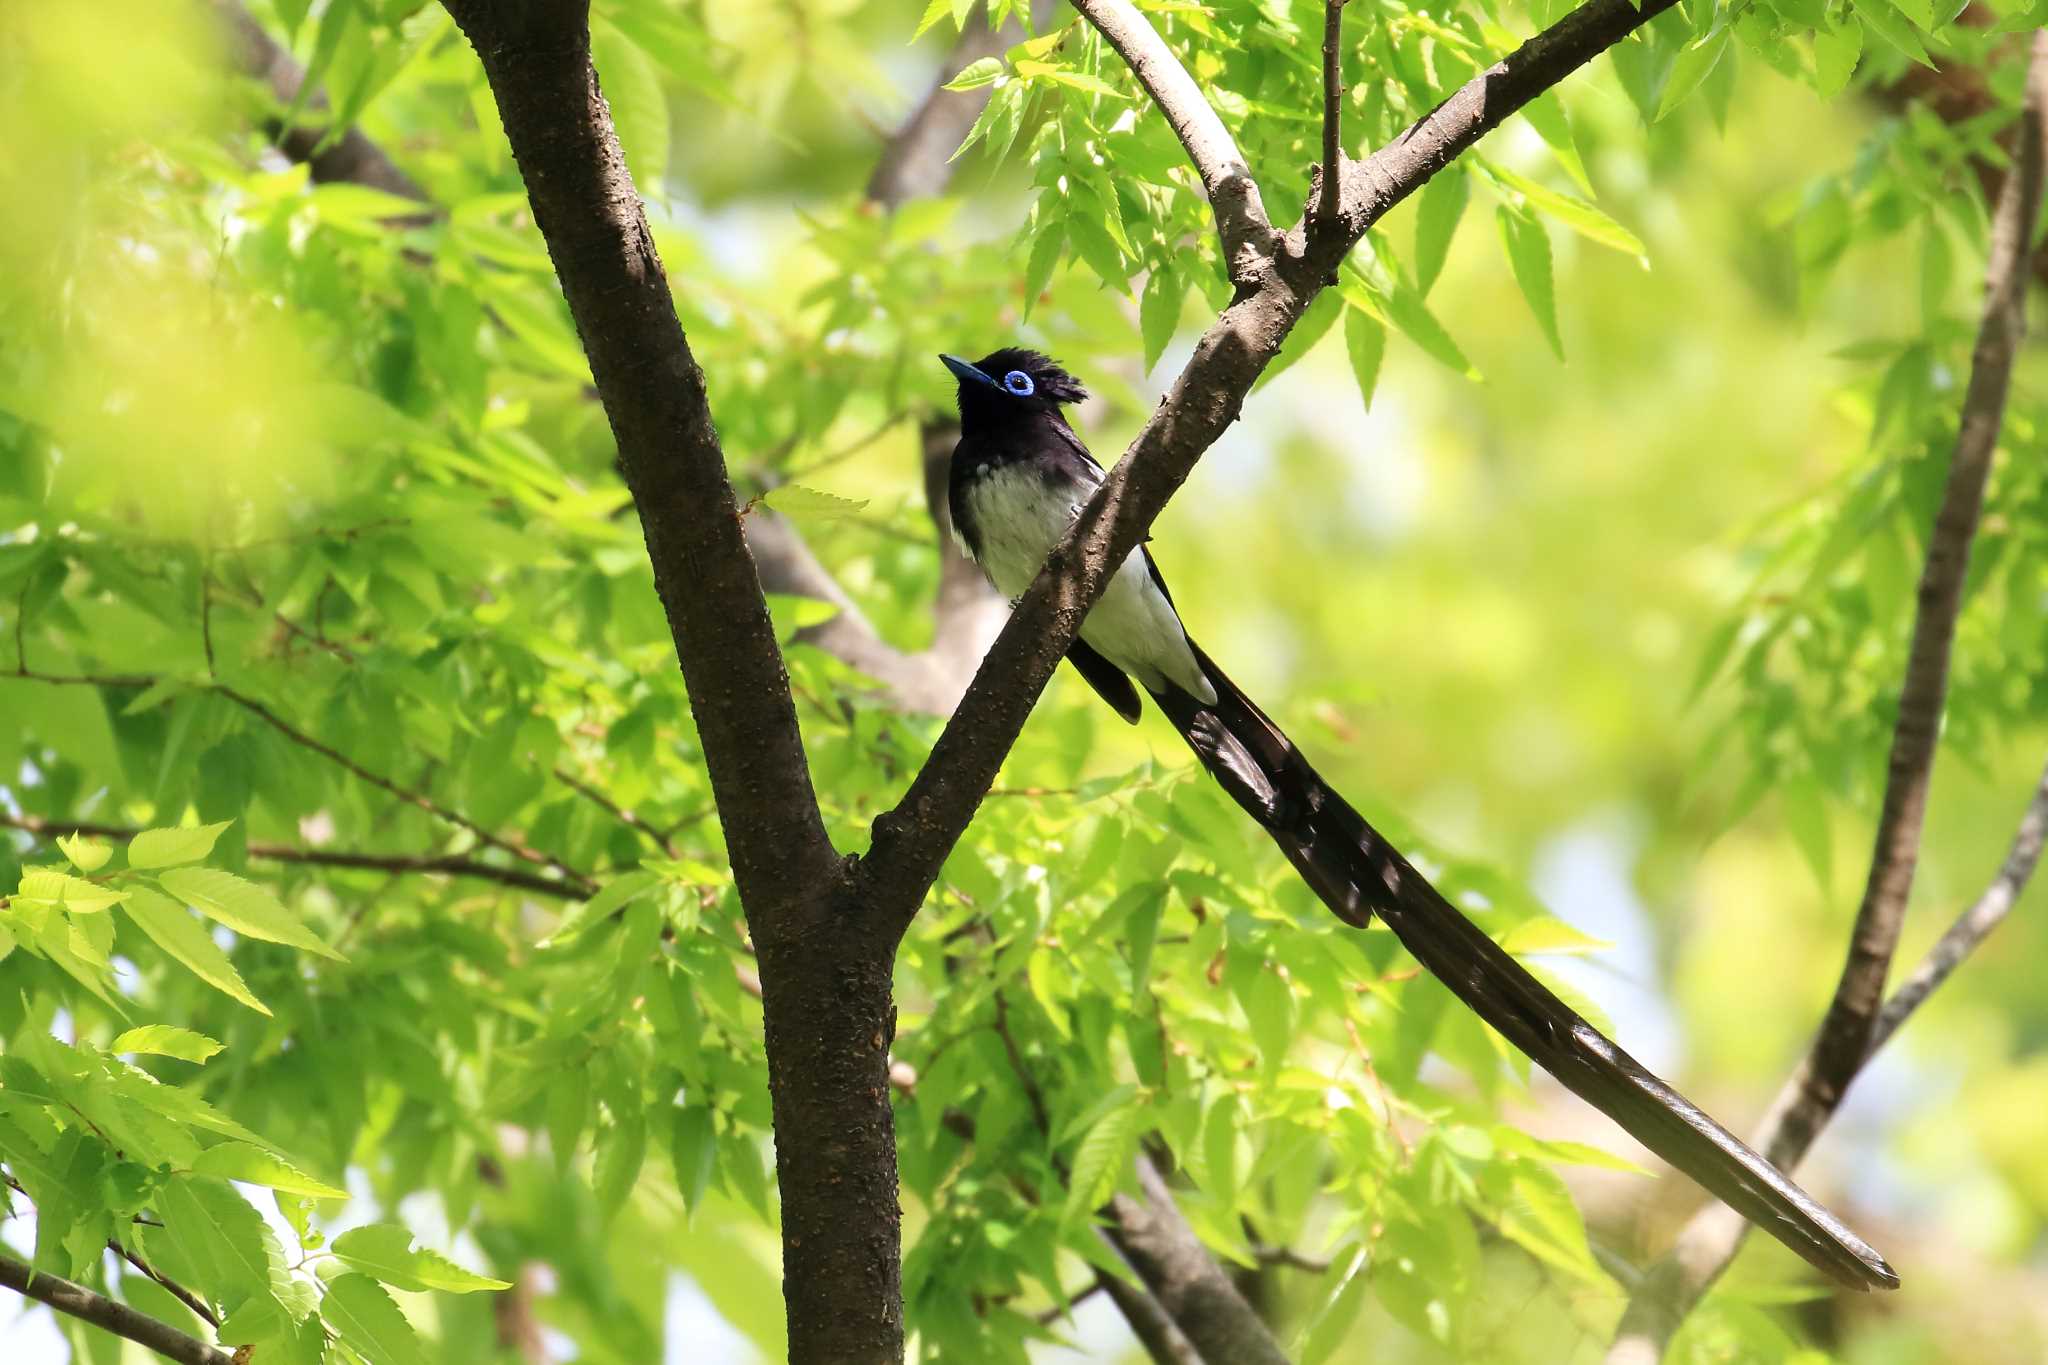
[1107,1156,1291,1365]
[862,0,1682,938]
[0,1251,233,1365]
[1605,30,2048,1361]
[1072,0,1279,284]
[1869,754,2048,1052]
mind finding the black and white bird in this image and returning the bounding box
[941,346,1897,1291]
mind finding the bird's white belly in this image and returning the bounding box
[962,464,1213,701]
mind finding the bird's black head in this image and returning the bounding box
[939,348,1089,430]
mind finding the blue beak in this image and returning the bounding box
[939,353,998,389]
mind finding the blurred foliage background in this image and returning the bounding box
[2,0,2046,1362]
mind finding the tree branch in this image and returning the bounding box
[1869,754,2048,1053]
[1106,1156,1292,1365]
[1071,0,1279,284]
[1604,31,2048,1361]
[1091,1256,1204,1365]
[211,0,428,208]
[1318,0,1350,227]
[862,0,1681,940]
[0,1251,233,1365]
[0,812,584,902]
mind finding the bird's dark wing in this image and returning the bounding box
[1064,639,1143,724]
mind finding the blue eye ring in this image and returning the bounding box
[1002,370,1035,396]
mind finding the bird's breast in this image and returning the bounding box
[959,462,1088,599]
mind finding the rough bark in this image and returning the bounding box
[434,5,895,1360]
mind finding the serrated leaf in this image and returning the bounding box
[154,1177,278,1314]
[943,57,1004,91]
[119,886,270,1016]
[1343,305,1386,412]
[156,867,343,960]
[191,1142,348,1200]
[542,868,660,946]
[1482,161,1647,259]
[1849,0,1935,66]
[17,867,127,913]
[1496,206,1563,359]
[1812,22,1863,97]
[109,1025,223,1064]
[1519,92,1593,196]
[914,0,956,40]
[1414,167,1469,297]
[1139,266,1183,372]
[55,834,111,874]
[593,1113,647,1221]
[127,822,232,870]
[322,1274,429,1365]
[670,1105,717,1221]
[1061,1098,1142,1225]
[331,1224,511,1293]
[1655,29,1730,121]
[757,484,871,520]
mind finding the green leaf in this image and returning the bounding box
[331,1224,511,1293]
[1481,161,1647,260]
[591,19,672,193]
[670,1106,717,1220]
[1812,22,1863,98]
[542,868,660,946]
[593,1113,648,1221]
[1848,0,1935,67]
[119,886,271,1016]
[1496,206,1563,360]
[1519,92,1594,196]
[322,1274,429,1365]
[1139,266,1183,372]
[154,1177,279,1314]
[127,822,232,870]
[109,1025,223,1064]
[1383,286,1478,380]
[190,1142,348,1200]
[915,0,957,40]
[1329,311,1381,427]
[1061,1096,1142,1225]
[943,58,1005,91]
[1297,1248,1372,1365]
[757,484,871,520]
[16,867,127,913]
[155,867,343,961]
[1656,30,1731,122]
[55,834,111,873]
[1414,167,1469,298]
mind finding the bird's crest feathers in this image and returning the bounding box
[971,348,1089,405]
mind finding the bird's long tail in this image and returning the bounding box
[1146,643,1897,1291]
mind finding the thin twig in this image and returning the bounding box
[1605,31,2048,1362]
[1870,755,2048,1051]
[3,669,596,895]
[0,812,585,901]
[109,1240,221,1330]
[1317,0,1349,226]
[1070,0,1278,282]
[0,1250,233,1365]
[551,767,679,857]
